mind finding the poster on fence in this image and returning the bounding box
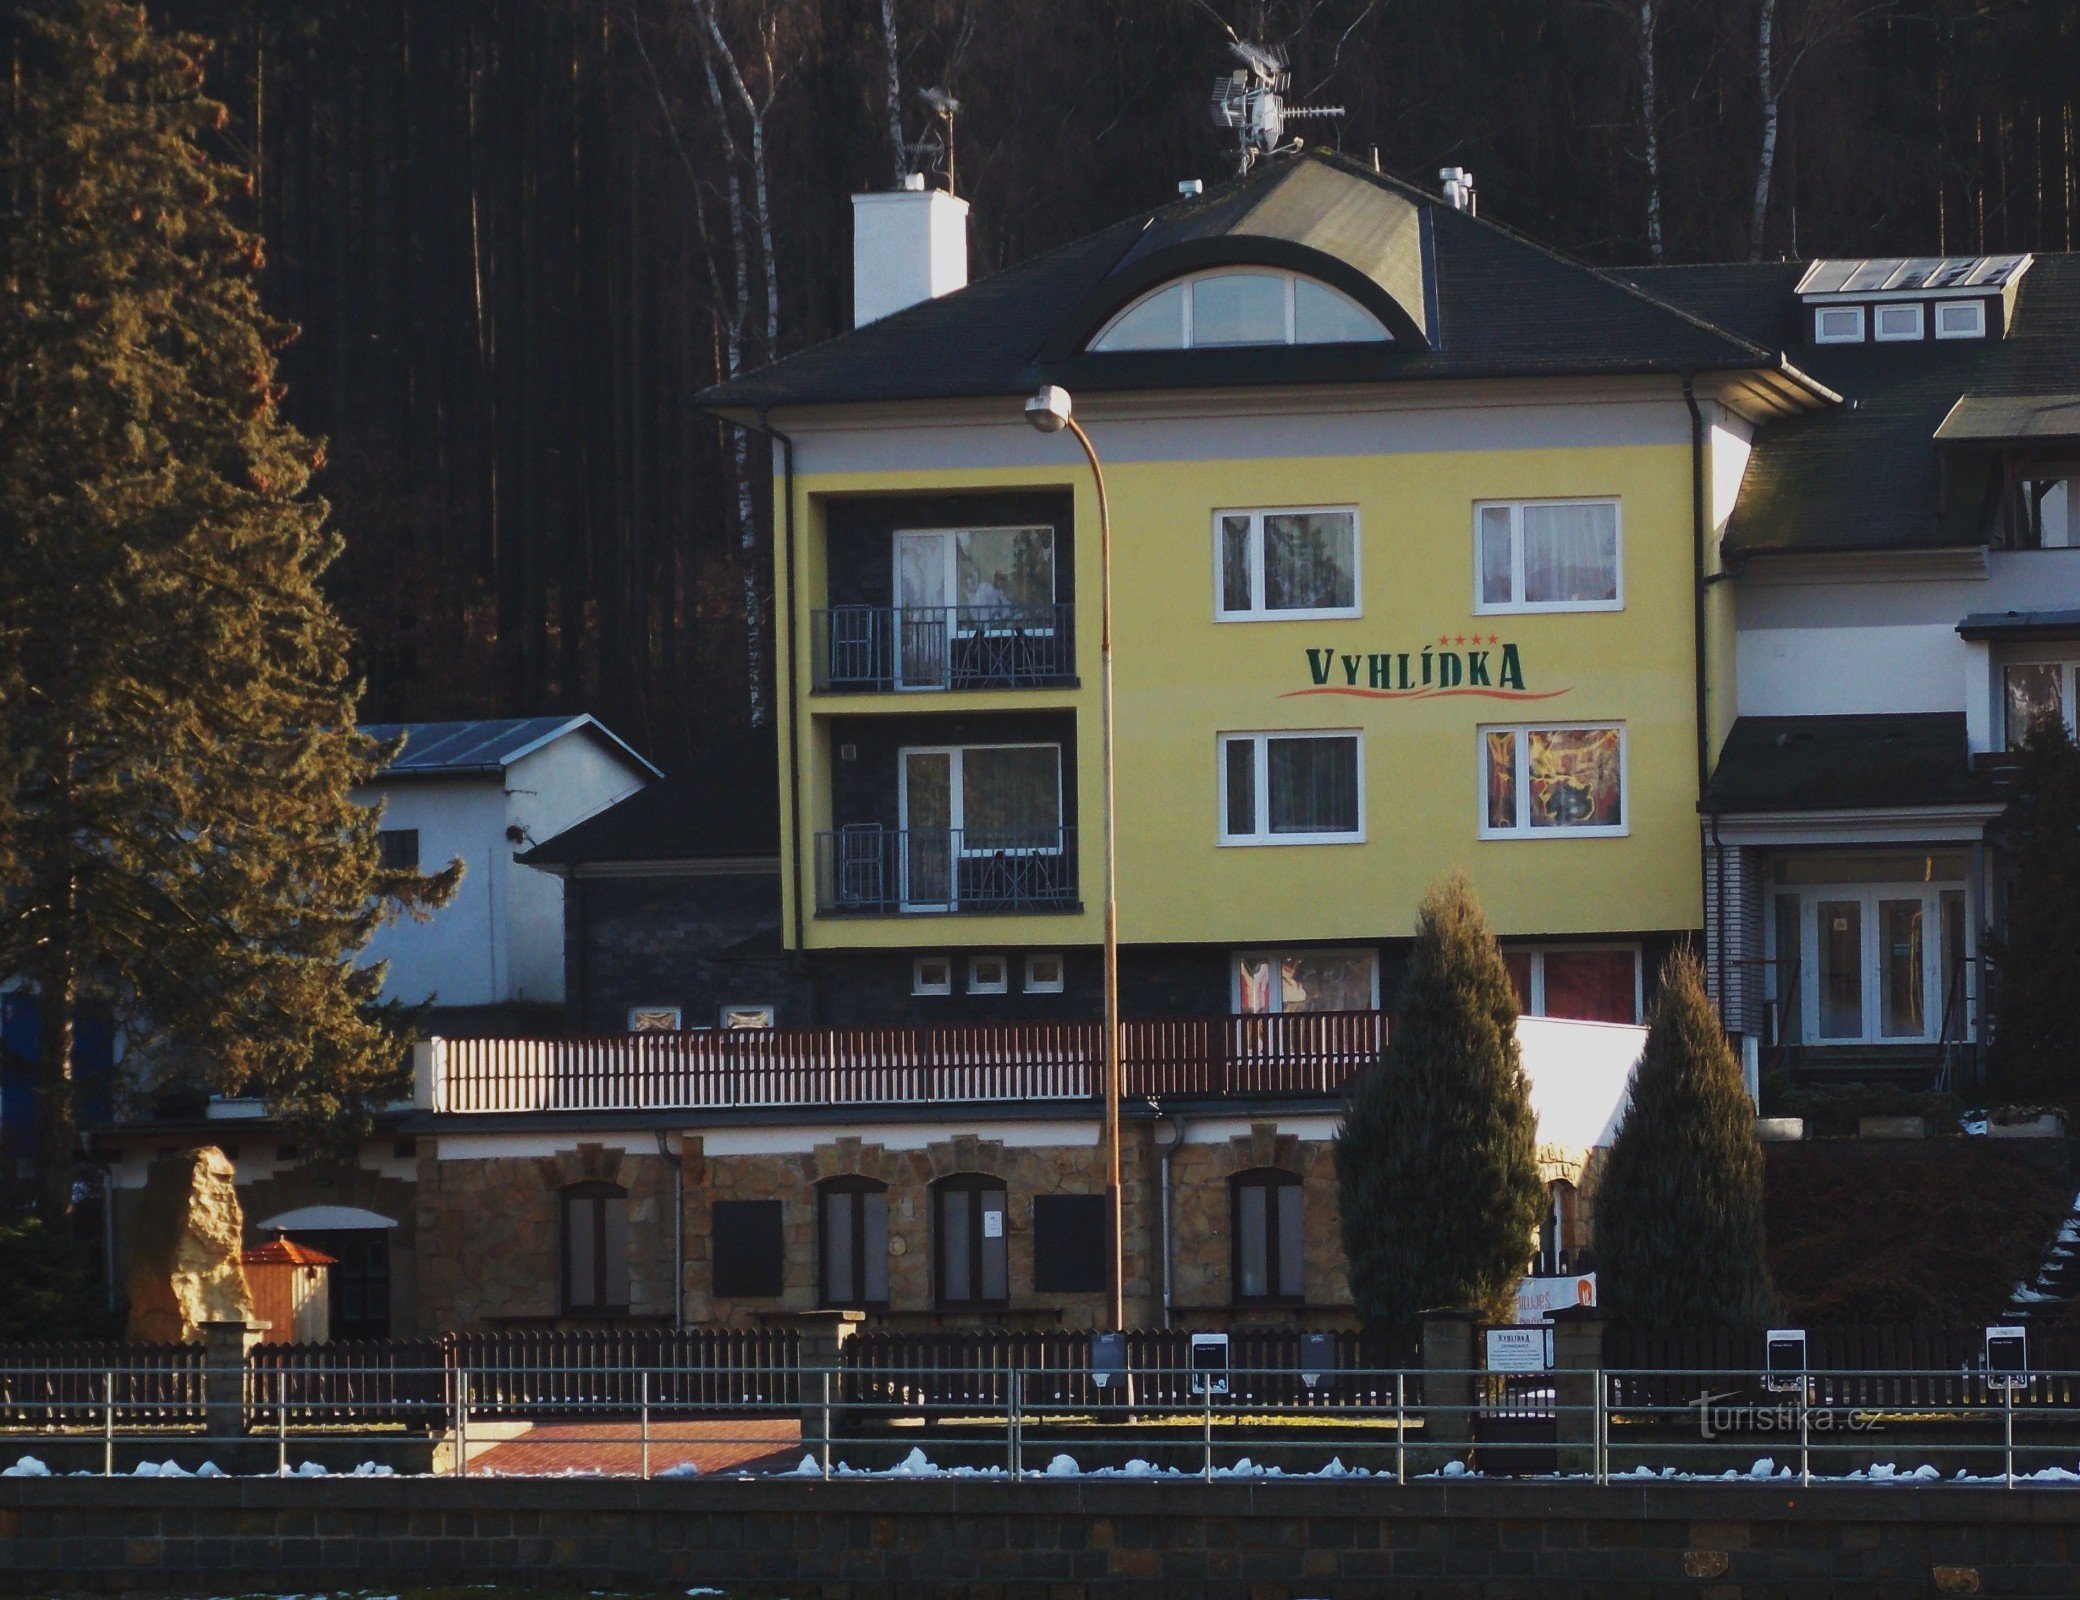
[1514,1272,1597,1324]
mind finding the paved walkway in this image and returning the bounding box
[470,1417,802,1476]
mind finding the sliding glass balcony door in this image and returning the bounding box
[1774,882,1969,1046]
[896,744,1064,912]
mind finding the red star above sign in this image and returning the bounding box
[1487,633,1499,646]
[1437,634,1450,647]
[1453,634,1467,646]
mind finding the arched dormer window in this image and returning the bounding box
[1088,269,1388,352]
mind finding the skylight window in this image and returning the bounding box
[1088,270,1389,352]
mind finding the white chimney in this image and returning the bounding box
[851,174,970,328]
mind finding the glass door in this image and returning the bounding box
[898,749,955,909]
[1790,884,1963,1045]
[1814,899,1864,1040]
[894,532,952,689]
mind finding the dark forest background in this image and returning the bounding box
[133,0,2080,770]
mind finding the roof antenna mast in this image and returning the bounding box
[1208,38,1343,172]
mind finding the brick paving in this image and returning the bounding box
[471,1417,802,1476]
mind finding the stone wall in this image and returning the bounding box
[4,1475,2075,1598]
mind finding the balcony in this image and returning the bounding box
[814,825,1078,916]
[811,604,1076,693]
[413,1011,1388,1115]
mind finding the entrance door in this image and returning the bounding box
[1782,883,1967,1046]
[894,532,952,689]
[295,1229,392,1341]
[899,749,956,910]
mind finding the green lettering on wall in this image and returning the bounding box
[1467,652,1492,687]
[1307,648,1334,686]
[1341,655,1361,685]
[1438,652,1463,688]
[1499,643,1525,690]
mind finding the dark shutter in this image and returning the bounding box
[1031,1195,1108,1294]
[712,1200,785,1297]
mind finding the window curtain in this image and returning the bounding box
[1262,512,1355,611]
[961,746,1061,840]
[1266,736,1357,832]
[956,526,1054,617]
[1522,503,1617,603]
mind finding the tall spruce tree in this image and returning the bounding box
[1336,875,1544,1326]
[0,0,457,1218]
[1594,949,1774,1326]
[1986,721,2080,1104]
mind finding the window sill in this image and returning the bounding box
[816,901,1086,919]
[1478,828,1630,841]
[1473,601,1624,616]
[1218,834,1365,848]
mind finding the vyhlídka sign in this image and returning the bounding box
[1286,637,1571,702]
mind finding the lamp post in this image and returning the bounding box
[1024,383,1123,1330]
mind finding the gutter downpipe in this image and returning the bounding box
[1685,376,1730,1025]
[738,410,803,957]
[1157,1105,1187,1329]
[655,1130,685,1330]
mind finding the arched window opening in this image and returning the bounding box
[1230,1167,1305,1305]
[1089,270,1389,352]
[561,1181,630,1315]
[818,1176,890,1309]
[934,1174,1009,1309]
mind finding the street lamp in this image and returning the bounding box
[1024,383,1124,1331]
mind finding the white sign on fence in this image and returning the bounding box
[1485,1327,1552,1373]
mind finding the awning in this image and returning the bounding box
[1934,392,2080,445]
[1959,608,2080,642]
[1704,714,1991,814]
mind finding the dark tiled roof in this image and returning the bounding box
[1620,255,2080,554]
[520,737,779,866]
[699,152,1790,415]
[1705,714,1994,813]
[361,716,660,779]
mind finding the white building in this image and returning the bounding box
[356,718,658,1030]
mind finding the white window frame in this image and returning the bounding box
[1934,300,1987,340]
[1478,723,1629,840]
[898,743,1065,857]
[1471,498,1623,615]
[968,955,1009,995]
[1770,881,1970,1046]
[1999,654,2080,748]
[1217,730,1366,846]
[1213,506,1362,622]
[626,1006,682,1033]
[891,525,1057,624]
[1504,944,1643,1024]
[912,956,953,997]
[1873,302,1925,342]
[1230,948,1381,1014]
[1024,953,1066,994]
[1089,268,1388,352]
[1814,305,1867,344]
[719,1004,776,1030]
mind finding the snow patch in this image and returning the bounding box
[2,1456,51,1478]
[1044,1454,1080,1478]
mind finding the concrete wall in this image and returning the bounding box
[6,1475,2077,1597]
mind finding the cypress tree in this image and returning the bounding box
[0,0,458,1217]
[1986,720,2080,1104]
[1336,875,1544,1326]
[1595,949,1774,1326]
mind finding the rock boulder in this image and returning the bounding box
[123,1147,255,1343]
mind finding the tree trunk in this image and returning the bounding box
[880,0,905,186]
[1749,0,1779,260]
[1638,0,1663,264]
[33,880,78,1223]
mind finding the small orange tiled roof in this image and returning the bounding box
[242,1236,336,1267]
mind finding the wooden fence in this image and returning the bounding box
[0,1342,204,1427]
[420,1010,1387,1115]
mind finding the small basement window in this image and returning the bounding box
[913,956,953,996]
[1873,303,1924,342]
[1935,300,1987,339]
[968,955,1009,995]
[1024,953,1066,994]
[1814,306,1865,344]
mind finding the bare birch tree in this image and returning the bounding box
[1750,0,1779,259]
[881,0,908,185]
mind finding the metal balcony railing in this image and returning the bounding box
[815,825,1078,915]
[811,604,1075,691]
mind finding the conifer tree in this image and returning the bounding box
[1986,721,2080,1104]
[1594,949,1774,1326]
[1336,875,1544,1326]
[0,0,458,1218]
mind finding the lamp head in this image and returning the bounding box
[1024,385,1073,434]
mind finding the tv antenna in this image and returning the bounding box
[911,87,961,195]
[1208,38,1343,172]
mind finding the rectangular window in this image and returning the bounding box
[1032,1195,1109,1293]
[1935,300,1987,339]
[1481,725,1625,837]
[2004,661,2076,746]
[900,744,1063,847]
[719,1005,775,1029]
[626,1006,682,1033]
[1814,306,1866,343]
[968,955,1009,995]
[936,1183,1009,1308]
[562,1186,630,1314]
[711,1200,785,1298]
[1214,507,1359,620]
[1234,949,1379,1014]
[821,1185,890,1308]
[1475,500,1621,612]
[1873,302,1925,341]
[1218,732,1363,844]
[1024,953,1065,994]
[913,956,953,997]
[377,828,420,871]
[1503,946,1641,1024]
[1232,1173,1305,1303]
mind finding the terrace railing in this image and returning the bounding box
[812,603,1076,692]
[414,1010,1388,1115]
[815,824,1079,915]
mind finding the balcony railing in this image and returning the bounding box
[413,1010,1388,1115]
[811,604,1075,692]
[815,825,1077,915]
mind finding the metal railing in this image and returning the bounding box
[812,604,1076,692]
[7,1359,2080,1487]
[814,824,1078,915]
[415,1010,1387,1113]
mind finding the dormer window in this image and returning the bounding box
[1814,306,1865,344]
[1873,303,1924,342]
[1935,301,1986,340]
[1088,270,1388,352]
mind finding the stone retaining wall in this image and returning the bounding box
[3,1476,2076,1597]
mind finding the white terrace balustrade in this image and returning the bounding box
[411,1011,1390,1116]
